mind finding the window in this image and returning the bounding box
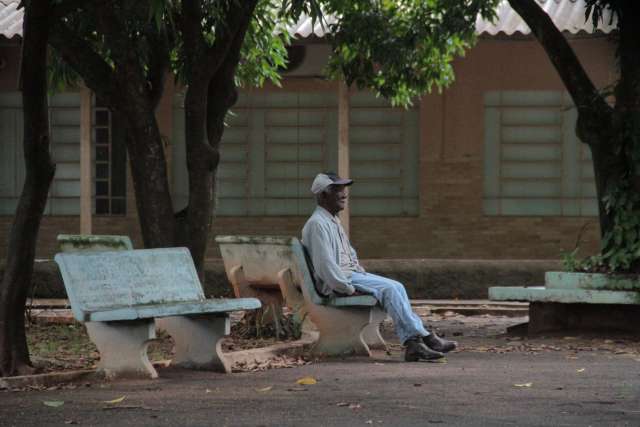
[172,89,419,216]
[483,90,597,216]
[93,101,127,215]
[0,92,126,216]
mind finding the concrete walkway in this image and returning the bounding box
[1,348,639,426]
[3,304,640,426]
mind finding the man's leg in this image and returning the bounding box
[351,272,457,355]
[350,272,429,344]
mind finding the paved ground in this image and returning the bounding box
[2,310,640,426]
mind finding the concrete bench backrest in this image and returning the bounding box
[55,247,204,321]
[216,235,324,304]
[58,234,134,253]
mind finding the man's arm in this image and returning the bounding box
[305,222,356,295]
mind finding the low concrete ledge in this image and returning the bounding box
[225,334,317,368]
[0,369,102,390]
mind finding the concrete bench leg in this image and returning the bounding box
[277,269,315,336]
[229,265,283,325]
[85,320,157,379]
[307,305,372,356]
[157,315,231,373]
[362,308,388,351]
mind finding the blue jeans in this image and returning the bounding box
[350,272,429,344]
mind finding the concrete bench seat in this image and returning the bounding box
[489,286,640,305]
[489,272,640,334]
[83,299,258,322]
[323,294,378,307]
[55,247,261,379]
[216,235,386,357]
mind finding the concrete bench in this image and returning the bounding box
[216,235,386,356]
[55,247,261,379]
[489,272,640,333]
[57,234,134,252]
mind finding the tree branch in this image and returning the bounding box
[48,18,117,103]
[507,0,612,116]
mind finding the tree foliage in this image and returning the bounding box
[325,0,497,105]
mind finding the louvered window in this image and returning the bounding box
[483,91,597,216]
[172,89,419,216]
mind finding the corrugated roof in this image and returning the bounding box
[0,0,22,40]
[288,0,616,38]
[0,0,615,40]
[476,0,616,35]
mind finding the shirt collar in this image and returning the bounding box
[315,206,341,225]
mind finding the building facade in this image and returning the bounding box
[0,2,616,260]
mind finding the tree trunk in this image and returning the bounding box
[184,80,213,274]
[180,0,258,275]
[507,0,617,239]
[0,0,54,376]
[120,102,175,249]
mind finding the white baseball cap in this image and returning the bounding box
[310,172,353,194]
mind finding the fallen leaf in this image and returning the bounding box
[64,421,77,425]
[336,402,350,407]
[205,389,212,394]
[103,396,126,404]
[256,386,273,393]
[365,420,373,424]
[576,368,585,373]
[43,401,65,408]
[514,383,533,388]
[349,403,362,410]
[296,376,317,385]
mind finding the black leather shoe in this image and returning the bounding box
[423,333,457,353]
[404,337,444,361]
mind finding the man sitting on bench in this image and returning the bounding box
[302,172,458,362]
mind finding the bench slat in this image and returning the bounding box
[324,295,378,307]
[86,298,261,322]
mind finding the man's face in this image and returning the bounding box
[323,184,348,214]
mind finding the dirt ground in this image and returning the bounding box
[24,310,640,376]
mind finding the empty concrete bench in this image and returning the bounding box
[55,247,261,379]
[489,272,640,333]
[216,235,386,356]
[57,234,134,252]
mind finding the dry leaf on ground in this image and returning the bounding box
[43,401,65,407]
[296,376,317,385]
[256,386,273,392]
[514,383,532,388]
[103,396,126,404]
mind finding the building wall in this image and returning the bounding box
[0,35,616,260]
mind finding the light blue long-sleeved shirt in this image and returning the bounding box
[301,206,365,296]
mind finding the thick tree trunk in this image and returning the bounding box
[0,0,54,376]
[181,0,257,274]
[121,103,175,249]
[184,81,214,274]
[48,4,175,250]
